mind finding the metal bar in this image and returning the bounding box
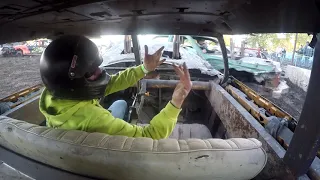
[292,33,298,65]
[173,35,180,59]
[124,35,132,54]
[283,36,320,176]
[217,34,229,85]
[131,35,141,65]
[230,38,235,60]
[206,82,295,179]
[228,78,320,179]
[232,77,297,129]
[136,80,147,117]
[10,90,42,108]
[103,67,174,71]
[1,84,43,102]
[226,84,293,148]
[240,41,245,58]
[141,79,211,90]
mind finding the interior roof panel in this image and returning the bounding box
[0,0,319,43]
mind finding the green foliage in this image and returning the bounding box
[245,33,312,52]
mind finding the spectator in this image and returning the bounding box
[303,41,314,57]
[281,48,286,58]
[297,45,303,54]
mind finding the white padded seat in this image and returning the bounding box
[0,116,267,180]
[138,123,212,139]
[169,123,213,139]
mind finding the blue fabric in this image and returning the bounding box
[108,100,128,120]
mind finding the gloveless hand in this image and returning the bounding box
[171,62,192,109]
[144,45,165,72]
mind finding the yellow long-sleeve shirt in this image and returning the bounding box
[39,65,180,139]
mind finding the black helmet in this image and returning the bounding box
[40,35,109,100]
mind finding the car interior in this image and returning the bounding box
[1,0,320,179]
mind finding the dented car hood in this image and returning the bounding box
[100,40,222,77]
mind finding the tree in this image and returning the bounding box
[296,34,312,48]
[244,33,312,52]
[245,34,277,50]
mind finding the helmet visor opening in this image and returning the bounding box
[85,67,103,81]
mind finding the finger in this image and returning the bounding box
[144,45,148,55]
[158,59,166,65]
[155,46,165,55]
[183,62,191,80]
[179,65,184,72]
[173,64,184,77]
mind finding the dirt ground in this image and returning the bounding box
[0,55,307,120]
[0,56,41,99]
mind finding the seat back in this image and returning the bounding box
[0,116,267,180]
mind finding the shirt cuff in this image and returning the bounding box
[141,64,149,74]
[163,102,182,119]
[135,65,146,78]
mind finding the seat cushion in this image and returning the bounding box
[0,116,267,180]
[169,123,212,139]
[137,123,212,139]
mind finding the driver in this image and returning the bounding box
[39,35,192,140]
[197,39,208,53]
[197,39,215,53]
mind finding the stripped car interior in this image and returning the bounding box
[1,0,320,180]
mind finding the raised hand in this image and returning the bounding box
[171,62,192,109]
[144,45,165,72]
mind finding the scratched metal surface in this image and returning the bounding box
[0,161,34,180]
[206,82,295,179]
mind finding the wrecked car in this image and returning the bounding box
[152,35,282,87]
[100,36,222,80]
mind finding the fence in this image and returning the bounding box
[271,52,314,70]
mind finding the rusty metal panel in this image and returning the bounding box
[206,82,295,179]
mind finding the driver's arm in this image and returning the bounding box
[104,65,145,96]
[88,102,180,140]
[104,45,165,96]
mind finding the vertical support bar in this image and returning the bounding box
[240,41,245,58]
[230,37,235,60]
[132,35,141,65]
[283,35,320,176]
[124,35,132,54]
[292,33,298,65]
[173,35,180,59]
[217,34,229,84]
